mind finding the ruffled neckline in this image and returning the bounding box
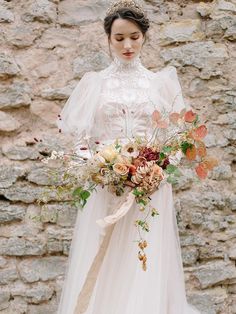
[111,55,144,73]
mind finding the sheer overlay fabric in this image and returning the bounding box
[57,56,201,314]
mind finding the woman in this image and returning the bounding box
[57,1,201,313]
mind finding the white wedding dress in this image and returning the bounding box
[57,56,201,314]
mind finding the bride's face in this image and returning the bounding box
[109,18,144,61]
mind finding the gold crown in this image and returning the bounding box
[106,0,145,17]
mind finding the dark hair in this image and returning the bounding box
[104,8,150,39]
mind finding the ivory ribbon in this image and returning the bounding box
[96,191,135,228]
[74,191,135,313]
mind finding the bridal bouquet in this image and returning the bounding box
[42,108,218,271]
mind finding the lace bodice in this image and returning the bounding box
[57,54,186,158]
[92,56,156,143]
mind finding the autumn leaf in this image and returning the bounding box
[169,112,180,124]
[180,108,186,117]
[156,120,168,129]
[195,163,208,179]
[190,125,208,141]
[186,145,197,161]
[184,110,197,123]
[197,141,207,157]
[180,141,193,154]
[152,110,161,122]
[202,156,219,170]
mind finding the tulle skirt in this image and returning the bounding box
[57,182,200,314]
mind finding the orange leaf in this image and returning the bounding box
[152,110,161,122]
[184,110,197,123]
[195,163,208,179]
[186,145,197,160]
[169,112,180,124]
[197,141,207,157]
[180,108,186,118]
[190,125,208,141]
[202,156,219,170]
[156,120,169,129]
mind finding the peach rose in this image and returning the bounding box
[113,163,129,176]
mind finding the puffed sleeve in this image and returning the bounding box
[57,71,102,158]
[149,65,188,113]
[57,71,102,135]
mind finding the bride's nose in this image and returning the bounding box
[123,39,132,49]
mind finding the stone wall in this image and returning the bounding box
[0,0,235,313]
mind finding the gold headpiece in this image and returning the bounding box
[106,0,145,17]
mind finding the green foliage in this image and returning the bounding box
[72,187,91,208]
[162,146,173,153]
[159,152,166,160]
[166,164,178,174]
[181,141,193,154]
[136,220,149,232]
[133,188,145,197]
[151,208,159,217]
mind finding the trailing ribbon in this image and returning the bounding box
[74,190,135,313]
[96,191,136,228]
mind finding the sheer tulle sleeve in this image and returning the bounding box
[57,71,102,136]
[57,71,102,157]
[149,65,188,113]
[149,66,188,165]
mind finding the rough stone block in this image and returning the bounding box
[2,145,39,161]
[210,164,232,180]
[187,287,228,314]
[0,82,31,109]
[159,19,205,46]
[191,261,236,289]
[0,201,26,223]
[0,267,18,285]
[25,282,54,304]
[21,0,57,23]
[30,100,61,126]
[0,288,10,311]
[0,111,21,132]
[41,85,72,100]
[0,165,26,188]
[58,1,105,26]
[0,237,46,256]
[18,257,67,283]
[7,25,40,48]
[182,246,199,266]
[73,51,110,78]
[161,41,229,69]
[0,53,20,79]
[0,2,14,23]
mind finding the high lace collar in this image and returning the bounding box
[111,54,144,73]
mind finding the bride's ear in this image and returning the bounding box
[108,38,113,58]
[142,35,146,45]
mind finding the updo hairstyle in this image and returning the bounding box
[104,8,150,39]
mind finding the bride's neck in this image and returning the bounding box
[112,54,142,71]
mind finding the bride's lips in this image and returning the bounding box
[123,52,134,57]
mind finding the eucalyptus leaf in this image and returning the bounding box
[166,164,178,174]
[162,146,172,153]
[72,187,83,197]
[80,190,91,200]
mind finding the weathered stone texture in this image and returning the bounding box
[0,0,235,313]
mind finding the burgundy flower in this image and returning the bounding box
[161,158,170,169]
[139,147,159,161]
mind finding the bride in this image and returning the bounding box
[57,1,201,313]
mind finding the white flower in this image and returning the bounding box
[121,143,139,159]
